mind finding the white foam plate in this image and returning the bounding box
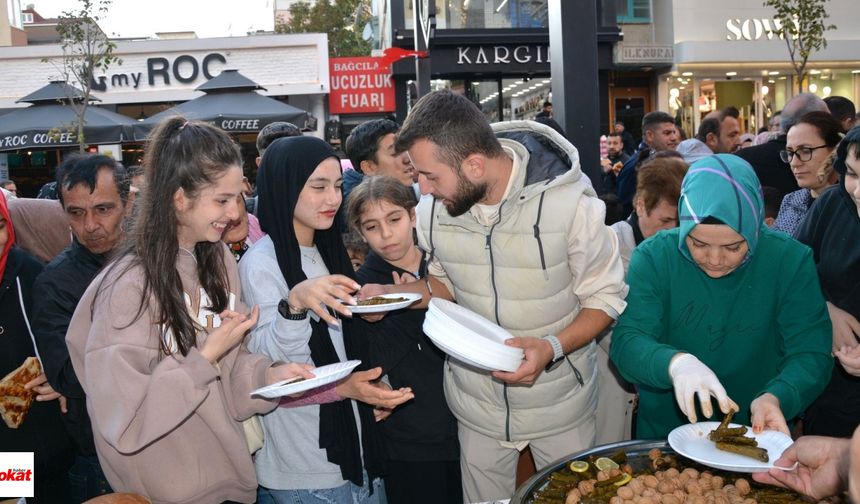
[349,293,421,314]
[422,299,524,372]
[251,360,361,399]
[668,422,795,473]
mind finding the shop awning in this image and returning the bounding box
[133,70,309,140]
[0,81,136,152]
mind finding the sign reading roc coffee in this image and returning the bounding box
[0,452,34,498]
[329,57,395,114]
[2,131,77,149]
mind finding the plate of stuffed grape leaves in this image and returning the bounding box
[668,416,795,473]
[349,293,421,314]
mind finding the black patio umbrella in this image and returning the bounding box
[133,70,309,141]
[0,81,136,152]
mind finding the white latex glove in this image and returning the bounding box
[669,353,739,424]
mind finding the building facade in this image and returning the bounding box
[387,0,623,135]
[0,33,329,193]
[662,0,860,137]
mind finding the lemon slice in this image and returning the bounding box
[613,473,632,486]
[569,460,590,473]
[594,457,620,472]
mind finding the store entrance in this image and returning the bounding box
[611,86,651,141]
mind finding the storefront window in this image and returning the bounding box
[668,76,785,139]
[411,77,550,123]
[616,0,651,23]
[807,70,858,103]
[404,0,548,30]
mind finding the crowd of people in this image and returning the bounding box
[1,88,860,504]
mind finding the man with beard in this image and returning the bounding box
[615,111,680,217]
[369,90,627,503]
[676,108,742,164]
[600,132,631,194]
[31,154,130,502]
[614,120,636,156]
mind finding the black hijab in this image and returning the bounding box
[256,135,382,486]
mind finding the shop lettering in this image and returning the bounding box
[620,45,674,62]
[339,92,386,110]
[331,74,392,90]
[457,45,549,65]
[0,469,32,481]
[1,132,75,148]
[725,18,790,41]
[332,61,380,72]
[220,119,260,130]
[91,53,227,91]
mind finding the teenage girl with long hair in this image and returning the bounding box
[65,118,313,504]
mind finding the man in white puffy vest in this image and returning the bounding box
[385,90,628,502]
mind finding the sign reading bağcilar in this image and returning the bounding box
[329,57,395,114]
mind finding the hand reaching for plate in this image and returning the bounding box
[288,275,361,325]
[750,393,789,435]
[752,435,850,500]
[336,366,414,409]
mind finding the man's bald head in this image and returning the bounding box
[781,93,829,133]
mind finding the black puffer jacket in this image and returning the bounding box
[31,239,107,456]
[0,247,74,497]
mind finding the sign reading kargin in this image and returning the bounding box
[329,57,395,114]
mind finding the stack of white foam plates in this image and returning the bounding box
[423,298,524,372]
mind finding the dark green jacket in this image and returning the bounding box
[610,154,833,438]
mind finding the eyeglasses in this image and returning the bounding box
[779,145,829,163]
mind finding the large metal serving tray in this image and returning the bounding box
[512,439,678,504]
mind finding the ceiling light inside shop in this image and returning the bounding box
[809,70,821,75]
[809,83,818,93]
[768,71,780,76]
[682,72,693,77]
[853,70,860,74]
[725,71,737,76]
[761,85,769,96]
[823,86,832,96]
[768,79,775,83]
[542,79,551,84]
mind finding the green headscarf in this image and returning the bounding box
[678,154,764,265]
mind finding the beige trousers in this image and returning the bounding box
[458,416,596,503]
[595,331,636,445]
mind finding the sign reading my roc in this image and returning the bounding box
[329,57,395,114]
